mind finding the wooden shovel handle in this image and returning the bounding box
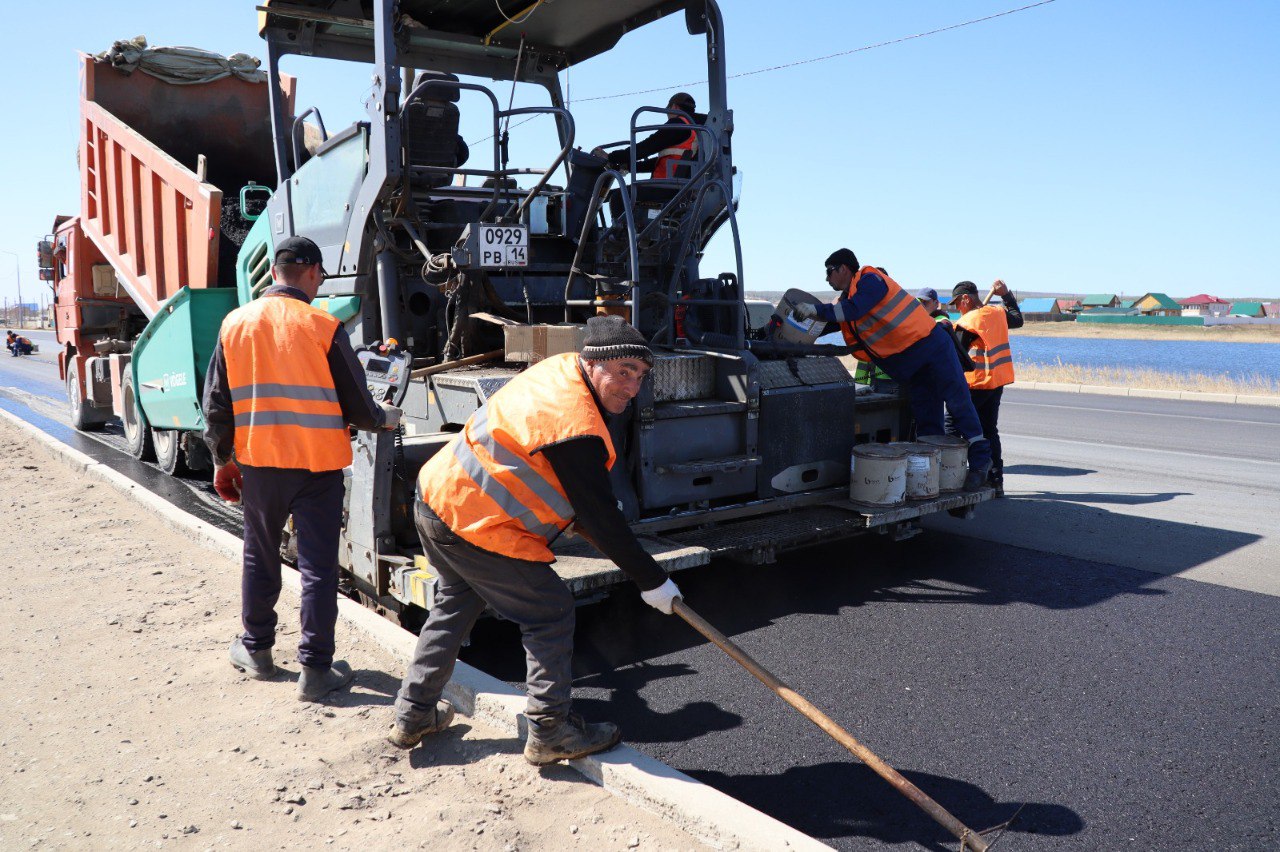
[672,599,990,851]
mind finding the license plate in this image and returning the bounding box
[475,224,528,268]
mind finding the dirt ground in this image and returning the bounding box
[0,421,707,851]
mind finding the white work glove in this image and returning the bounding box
[792,302,819,321]
[378,401,402,431]
[640,578,682,615]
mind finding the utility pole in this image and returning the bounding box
[0,250,20,330]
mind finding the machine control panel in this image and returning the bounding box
[355,341,413,407]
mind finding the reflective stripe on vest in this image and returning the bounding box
[838,267,936,360]
[958,305,1015,390]
[418,353,616,563]
[653,115,697,179]
[220,295,352,471]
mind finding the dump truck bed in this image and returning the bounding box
[77,52,285,317]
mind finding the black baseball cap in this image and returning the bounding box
[950,281,979,303]
[274,235,326,273]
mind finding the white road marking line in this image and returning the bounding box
[1002,431,1280,466]
[1005,400,1278,427]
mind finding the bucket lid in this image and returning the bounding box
[917,435,968,449]
[893,441,942,457]
[853,443,910,460]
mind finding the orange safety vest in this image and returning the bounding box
[957,305,1015,390]
[418,352,616,563]
[653,114,697,179]
[838,267,937,361]
[220,295,352,471]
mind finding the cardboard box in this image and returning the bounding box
[503,323,588,363]
[539,323,587,360]
[503,324,535,362]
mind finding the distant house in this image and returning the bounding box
[1016,298,1061,320]
[1081,294,1121,308]
[1178,294,1230,317]
[1056,298,1081,313]
[1228,301,1265,318]
[1262,302,1280,319]
[1129,293,1182,316]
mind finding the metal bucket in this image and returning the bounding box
[917,435,969,492]
[897,442,941,499]
[849,444,909,506]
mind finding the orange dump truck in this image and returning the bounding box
[46,46,291,471]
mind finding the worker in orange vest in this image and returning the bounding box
[202,235,401,701]
[793,248,992,490]
[949,279,1022,497]
[389,316,683,764]
[606,92,699,178]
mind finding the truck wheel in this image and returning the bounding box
[120,372,155,461]
[182,434,213,474]
[66,359,106,432]
[152,428,189,476]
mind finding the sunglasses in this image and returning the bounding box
[825,266,838,276]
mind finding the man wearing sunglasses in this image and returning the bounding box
[794,248,992,491]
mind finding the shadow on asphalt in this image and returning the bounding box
[690,761,1084,849]
[1003,463,1094,477]
[1012,489,1190,506]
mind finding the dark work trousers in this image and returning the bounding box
[949,387,1005,473]
[239,465,345,669]
[395,501,575,732]
[880,325,992,468]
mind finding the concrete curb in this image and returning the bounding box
[1016,381,1280,407]
[0,406,829,852]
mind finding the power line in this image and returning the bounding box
[468,0,1058,143]
[574,0,1059,102]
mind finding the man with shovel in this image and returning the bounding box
[389,315,683,764]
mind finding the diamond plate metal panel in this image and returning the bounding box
[652,352,714,401]
[756,356,855,390]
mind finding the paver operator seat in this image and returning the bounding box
[404,70,467,189]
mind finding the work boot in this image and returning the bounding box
[297,660,354,702]
[229,637,276,680]
[387,700,457,749]
[989,468,1005,498]
[963,460,993,493]
[523,713,622,766]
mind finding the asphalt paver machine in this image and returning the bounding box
[254,0,989,620]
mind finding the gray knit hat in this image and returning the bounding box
[580,316,653,366]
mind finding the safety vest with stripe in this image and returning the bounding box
[957,305,1015,390]
[220,295,352,471]
[853,313,951,383]
[418,353,616,563]
[653,114,698,179]
[838,267,937,362]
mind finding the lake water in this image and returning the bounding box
[1012,335,1280,381]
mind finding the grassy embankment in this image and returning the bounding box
[1017,321,1280,344]
[1016,360,1279,396]
[1016,321,1280,396]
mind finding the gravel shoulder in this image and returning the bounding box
[0,420,707,851]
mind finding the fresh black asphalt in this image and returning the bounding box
[462,531,1279,850]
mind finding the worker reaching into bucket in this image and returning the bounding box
[792,249,993,491]
[389,315,683,763]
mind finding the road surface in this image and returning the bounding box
[3,343,1276,850]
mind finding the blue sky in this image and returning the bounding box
[2,0,1277,312]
